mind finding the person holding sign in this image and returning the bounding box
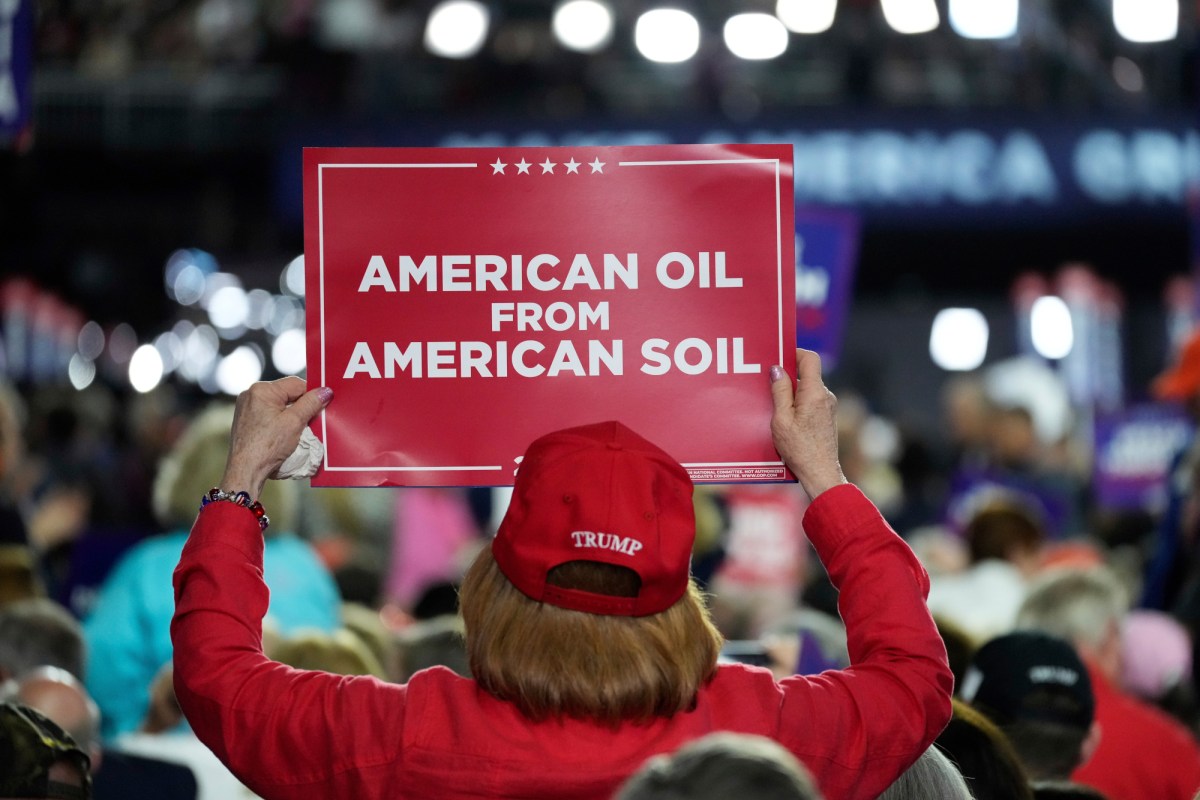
[170,349,952,800]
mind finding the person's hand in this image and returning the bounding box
[769,348,846,501]
[221,378,332,499]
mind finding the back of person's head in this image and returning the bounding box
[961,631,1094,780]
[0,598,85,682]
[269,629,387,678]
[0,701,92,799]
[936,699,1034,800]
[1015,567,1128,656]
[1031,780,1110,800]
[876,744,971,800]
[459,421,722,726]
[152,404,297,533]
[964,500,1046,566]
[2,666,101,767]
[614,732,824,800]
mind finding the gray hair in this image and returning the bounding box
[615,733,824,800]
[877,745,972,800]
[0,599,85,681]
[1015,567,1128,652]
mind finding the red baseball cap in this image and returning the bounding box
[492,421,695,617]
[1153,329,1200,401]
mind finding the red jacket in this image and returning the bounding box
[1072,660,1200,800]
[172,484,952,800]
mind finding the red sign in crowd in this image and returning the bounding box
[304,144,796,486]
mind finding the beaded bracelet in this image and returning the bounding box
[200,487,270,532]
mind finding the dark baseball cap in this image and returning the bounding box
[0,702,91,799]
[960,631,1095,731]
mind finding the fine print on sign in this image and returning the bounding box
[304,143,796,487]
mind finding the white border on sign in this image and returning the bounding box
[317,156,787,475]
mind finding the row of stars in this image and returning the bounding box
[490,157,606,175]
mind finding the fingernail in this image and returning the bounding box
[318,387,334,405]
[769,365,785,382]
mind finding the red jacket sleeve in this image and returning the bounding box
[171,502,408,798]
[776,484,953,800]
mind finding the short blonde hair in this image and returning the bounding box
[152,404,297,532]
[459,547,722,725]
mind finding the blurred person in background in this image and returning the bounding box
[613,732,825,800]
[83,404,341,740]
[0,701,92,800]
[1016,566,1200,800]
[0,597,85,682]
[1144,328,1200,612]
[875,744,972,800]
[270,628,387,678]
[959,631,1098,784]
[4,665,198,800]
[927,496,1047,642]
[1119,609,1197,731]
[935,698,1034,800]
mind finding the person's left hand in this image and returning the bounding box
[221,378,332,499]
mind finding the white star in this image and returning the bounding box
[588,158,605,174]
[491,159,507,175]
[516,159,531,175]
[540,158,557,174]
[564,158,581,174]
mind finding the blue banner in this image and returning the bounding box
[794,207,860,368]
[279,112,1199,227]
[0,0,32,146]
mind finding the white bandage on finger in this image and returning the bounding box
[270,427,325,480]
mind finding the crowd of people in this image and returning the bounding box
[1,336,1200,799]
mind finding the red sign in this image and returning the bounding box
[304,144,796,487]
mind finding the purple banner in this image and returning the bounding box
[0,0,32,146]
[1093,403,1193,513]
[794,207,861,369]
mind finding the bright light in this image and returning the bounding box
[1030,295,1074,360]
[930,308,988,371]
[881,0,939,34]
[635,9,700,64]
[154,331,184,374]
[272,329,307,375]
[724,13,788,60]
[281,255,306,298]
[949,0,1017,39]
[77,321,104,360]
[216,346,264,396]
[207,285,250,330]
[425,0,490,59]
[553,0,614,52]
[180,325,220,382]
[266,296,305,336]
[129,344,165,393]
[1113,0,1177,42]
[68,355,95,391]
[776,0,836,34]
[244,289,273,330]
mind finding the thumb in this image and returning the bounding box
[286,386,333,426]
[769,363,794,414]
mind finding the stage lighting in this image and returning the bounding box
[725,13,788,60]
[949,0,1017,39]
[881,0,939,34]
[776,0,836,34]
[425,0,490,59]
[1113,0,1177,43]
[930,308,988,371]
[553,0,614,53]
[635,9,700,64]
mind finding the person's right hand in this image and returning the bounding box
[221,378,332,500]
[769,348,846,501]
